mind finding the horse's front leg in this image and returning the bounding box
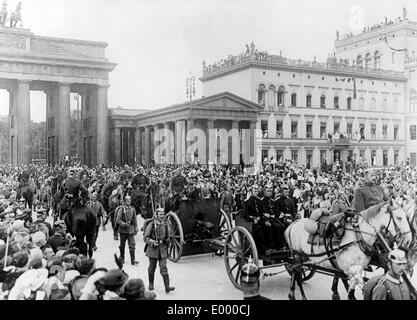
[288,269,297,300]
[331,276,341,300]
[296,270,307,300]
[341,279,356,300]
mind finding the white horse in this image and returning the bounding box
[284,200,412,300]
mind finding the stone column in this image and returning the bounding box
[114,128,121,166]
[135,128,142,164]
[58,82,71,161]
[96,85,109,165]
[231,120,240,164]
[250,121,258,165]
[267,113,276,138]
[207,119,216,164]
[175,120,185,165]
[186,119,195,163]
[144,126,151,165]
[17,80,31,165]
[164,123,171,164]
[154,124,161,165]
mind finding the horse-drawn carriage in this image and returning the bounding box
[144,198,232,262]
[224,200,415,300]
[224,210,315,291]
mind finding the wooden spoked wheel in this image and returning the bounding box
[284,263,316,282]
[219,209,232,242]
[165,211,184,262]
[224,226,258,290]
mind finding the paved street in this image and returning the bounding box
[90,216,370,300]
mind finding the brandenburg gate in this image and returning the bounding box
[0,26,116,166]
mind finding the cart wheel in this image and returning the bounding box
[284,263,316,282]
[224,226,258,291]
[165,211,184,262]
[219,209,232,242]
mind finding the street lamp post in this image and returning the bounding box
[186,72,196,163]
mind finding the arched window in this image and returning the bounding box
[364,53,372,68]
[258,84,266,106]
[374,51,381,69]
[359,97,365,110]
[306,93,312,107]
[356,55,363,67]
[320,95,326,108]
[382,98,388,112]
[291,93,297,107]
[267,85,276,110]
[370,97,376,111]
[277,86,285,107]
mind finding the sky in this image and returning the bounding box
[1,0,417,122]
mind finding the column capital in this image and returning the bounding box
[97,84,111,89]
[17,79,31,84]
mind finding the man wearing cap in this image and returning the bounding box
[353,169,389,214]
[243,184,267,254]
[144,207,175,293]
[86,192,106,251]
[241,260,270,300]
[60,168,89,206]
[32,208,53,237]
[46,220,71,253]
[276,184,297,226]
[372,249,415,300]
[262,184,285,249]
[115,195,139,266]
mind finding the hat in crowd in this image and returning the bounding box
[29,248,43,262]
[241,260,260,284]
[7,269,48,300]
[388,249,407,264]
[31,231,46,245]
[98,269,129,288]
[49,288,71,300]
[122,278,145,300]
[54,220,66,229]
[63,270,80,286]
[12,251,29,268]
[12,220,25,232]
[55,250,66,258]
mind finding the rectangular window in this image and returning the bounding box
[306,95,312,107]
[306,122,313,138]
[347,123,353,135]
[410,125,416,140]
[291,94,297,107]
[261,120,268,138]
[320,122,326,139]
[291,121,298,138]
[347,97,352,110]
[306,150,313,168]
[360,124,365,139]
[276,121,283,138]
[394,125,399,140]
[360,150,365,162]
[383,150,388,166]
[334,96,339,109]
[320,96,326,108]
[371,150,377,166]
[291,150,298,163]
[276,149,284,162]
[262,150,269,163]
[320,150,327,163]
[382,125,388,140]
[394,150,399,165]
[411,153,416,167]
[334,122,340,134]
[371,124,376,140]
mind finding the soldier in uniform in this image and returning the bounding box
[61,168,89,205]
[275,184,297,227]
[143,207,175,293]
[353,169,389,213]
[115,195,139,266]
[131,167,149,191]
[243,184,267,255]
[86,192,107,251]
[372,248,414,300]
[261,184,286,249]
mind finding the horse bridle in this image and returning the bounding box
[382,202,412,246]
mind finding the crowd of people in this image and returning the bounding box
[0,155,416,300]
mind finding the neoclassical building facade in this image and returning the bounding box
[109,11,417,169]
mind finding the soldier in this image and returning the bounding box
[131,167,149,191]
[144,207,175,293]
[61,167,89,205]
[353,169,389,213]
[276,184,297,227]
[243,184,267,255]
[372,249,414,300]
[262,184,286,249]
[86,192,107,251]
[109,189,122,240]
[241,260,270,300]
[115,195,139,266]
[220,184,234,219]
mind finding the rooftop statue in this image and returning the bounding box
[403,6,407,19]
[9,1,22,28]
[0,0,7,27]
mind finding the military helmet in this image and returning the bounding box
[240,259,260,284]
[388,248,407,264]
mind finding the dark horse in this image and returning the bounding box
[17,183,35,210]
[61,195,97,258]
